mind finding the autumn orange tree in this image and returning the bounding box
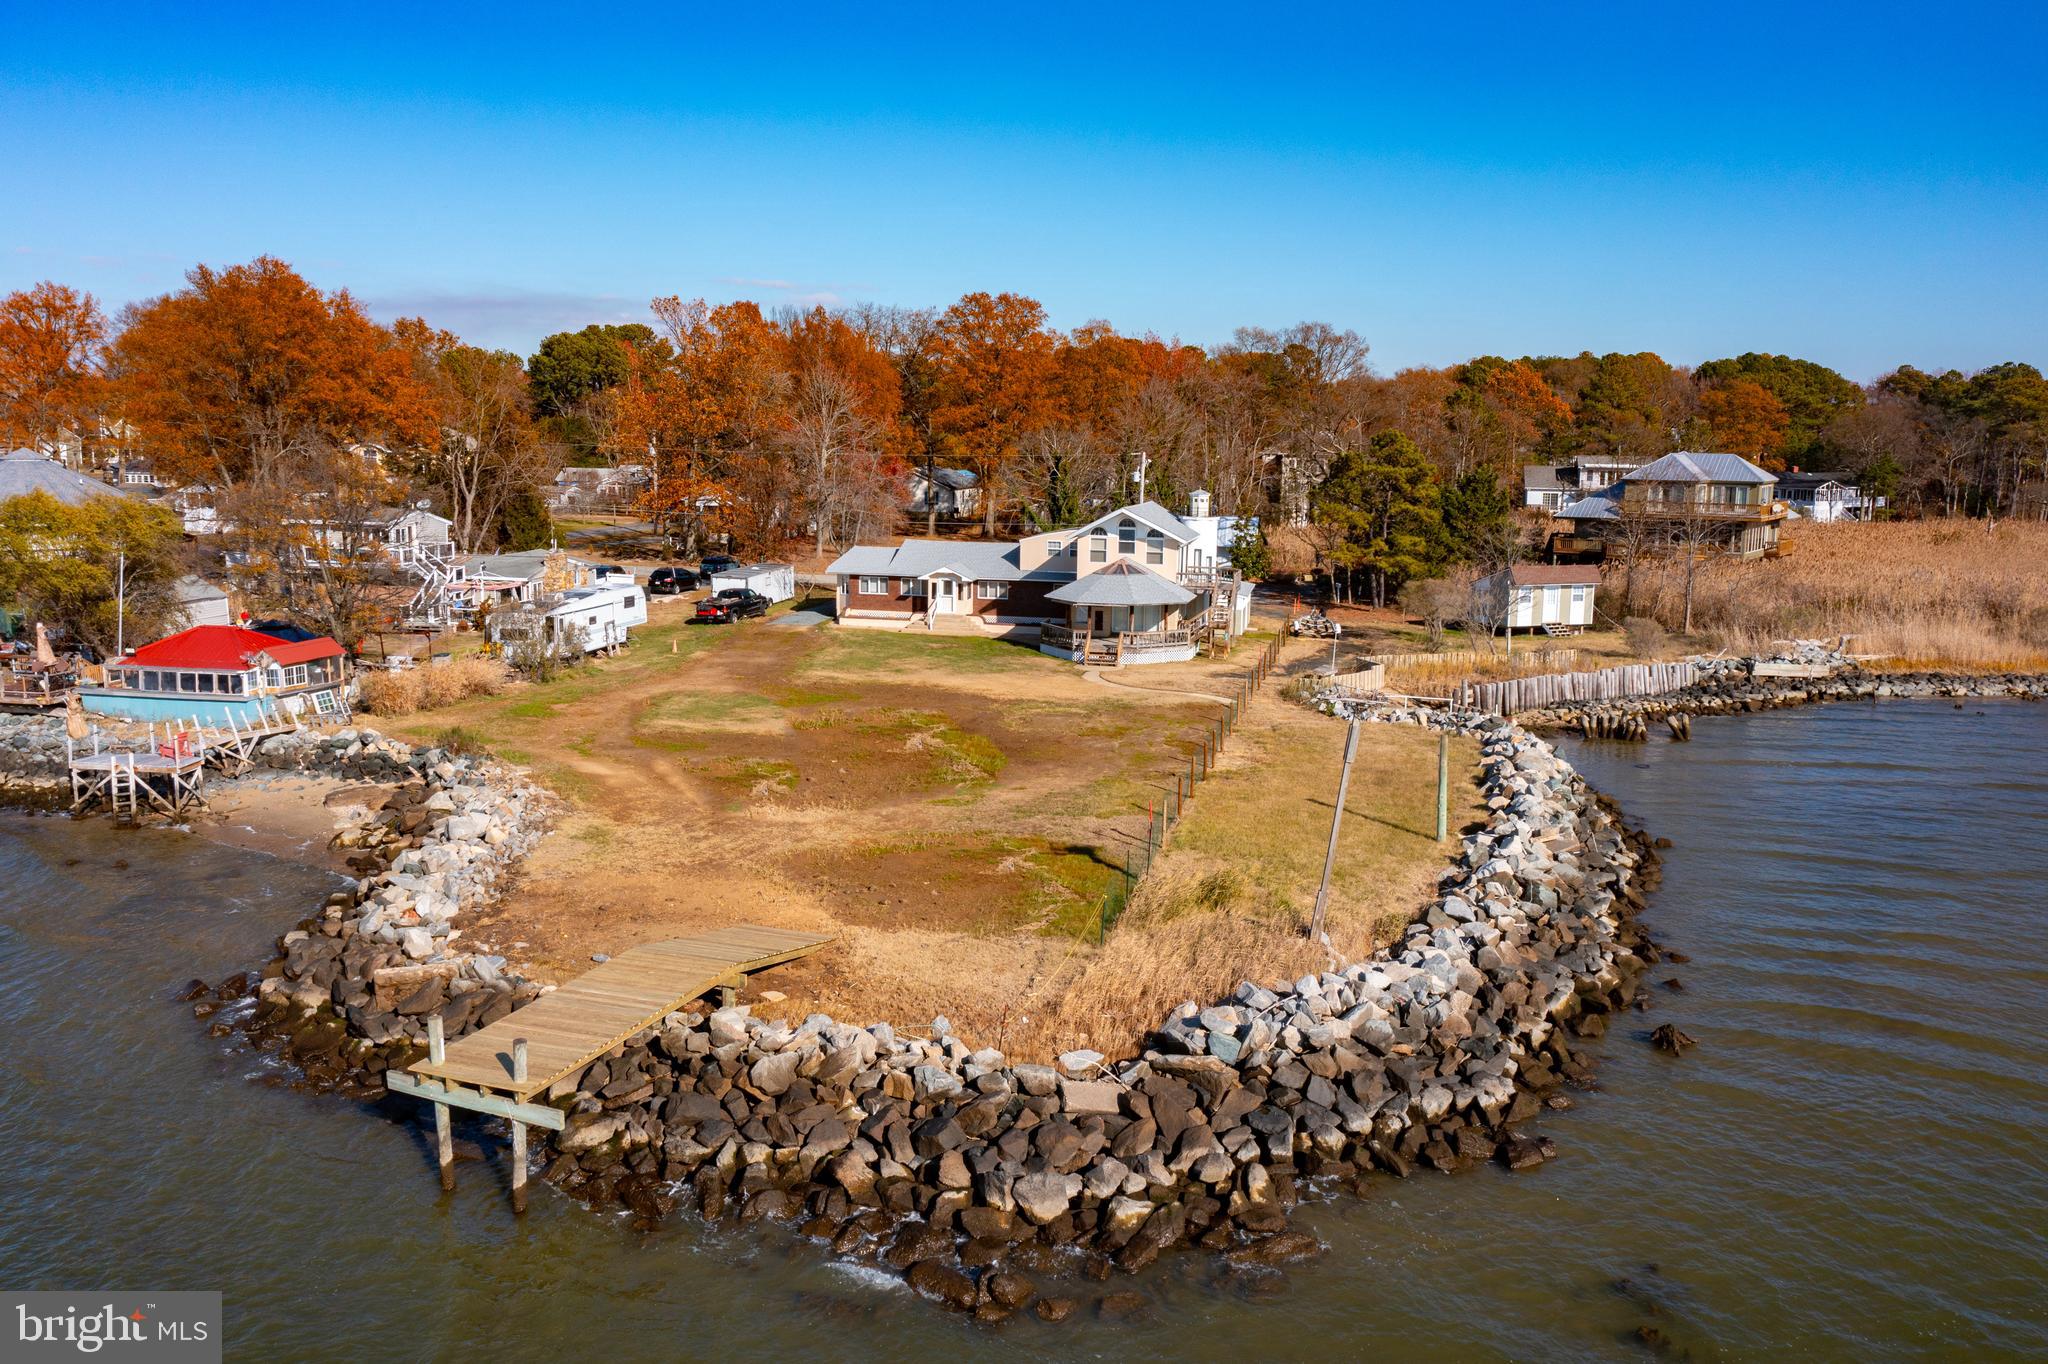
[393,316,551,551]
[0,282,108,454]
[111,256,435,489]
[783,306,908,550]
[923,291,1058,535]
[1699,378,1792,467]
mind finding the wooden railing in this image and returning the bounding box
[1040,622,1197,663]
[1,669,77,707]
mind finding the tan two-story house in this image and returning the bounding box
[1553,451,1788,560]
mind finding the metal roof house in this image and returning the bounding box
[0,449,148,507]
[1554,452,1787,560]
[824,493,1254,665]
[1776,471,1882,523]
[907,467,982,518]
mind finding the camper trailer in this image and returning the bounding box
[491,582,647,660]
[707,562,796,605]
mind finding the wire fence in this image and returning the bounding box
[1097,634,1284,943]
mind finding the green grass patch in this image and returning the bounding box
[642,691,780,726]
[714,757,800,795]
[773,685,857,708]
[426,725,495,757]
[802,629,1051,676]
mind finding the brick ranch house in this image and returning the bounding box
[826,493,1255,665]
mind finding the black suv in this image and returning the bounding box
[693,589,770,623]
[648,566,701,595]
[700,554,743,577]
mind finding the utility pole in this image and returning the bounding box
[115,545,127,659]
[1309,717,1361,941]
[1130,451,1149,505]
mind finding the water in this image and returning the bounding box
[2,698,2044,1361]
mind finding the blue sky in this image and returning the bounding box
[4,2,2044,380]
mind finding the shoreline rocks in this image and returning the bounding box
[171,705,1675,1319]
[379,712,1663,1319]
[206,726,555,1090]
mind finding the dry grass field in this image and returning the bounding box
[382,613,1459,1059]
[1676,519,2048,670]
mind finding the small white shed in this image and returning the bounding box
[1477,564,1600,633]
[709,562,796,605]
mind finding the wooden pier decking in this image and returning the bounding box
[389,925,834,1208]
[410,926,834,1100]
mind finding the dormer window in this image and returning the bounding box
[1117,520,1136,555]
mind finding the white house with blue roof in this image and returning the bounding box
[825,492,1255,665]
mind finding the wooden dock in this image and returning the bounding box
[65,707,307,819]
[389,925,834,1208]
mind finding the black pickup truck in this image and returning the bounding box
[693,588,770,623]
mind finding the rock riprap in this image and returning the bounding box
[500,716,1660,1316]
[216,726,553,1088]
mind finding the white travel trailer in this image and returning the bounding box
[492,582,647,659]
[708,562,796,605]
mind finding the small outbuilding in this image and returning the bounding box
[708,562,796,605]
[1476,564,1601,635]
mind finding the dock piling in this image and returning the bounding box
[427,1014,454,1191]
[510,1037,529,1214]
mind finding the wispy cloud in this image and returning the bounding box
[718,275,866,309]
[359,287,652,347]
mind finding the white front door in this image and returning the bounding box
[931,577,959,613]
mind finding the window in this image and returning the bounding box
[624,594,638,609]
[282,664,309,687]
[226,673,245,695]
[858,575,887,595]
[197,673,216,694]
[1117,519,1136,554]
[312,688,339,715]
[1089,533,1107,563]
[142,670,160,692]
[901,578,924,596]
[979,581,1009,600]
[1570,585,1586,609]
[1047,540,1062,556]
[1145,528,1164,564]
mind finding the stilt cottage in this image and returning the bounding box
[80,625,351,725]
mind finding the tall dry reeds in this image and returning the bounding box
[1623,520,2048,671]
[356,656,512,716]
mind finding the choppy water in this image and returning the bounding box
[2,697,2044,1361]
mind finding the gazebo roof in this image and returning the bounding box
[1045,559,1196,608]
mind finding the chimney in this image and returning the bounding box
[1188,489,1211,518]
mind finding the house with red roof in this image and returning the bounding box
[79,624,352,725]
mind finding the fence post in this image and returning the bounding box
[1309,717,1362,941]
[1436,732,1450,842]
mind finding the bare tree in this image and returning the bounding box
[786,359,881,553]
[431,346,550,551]
[224,442,400,647]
